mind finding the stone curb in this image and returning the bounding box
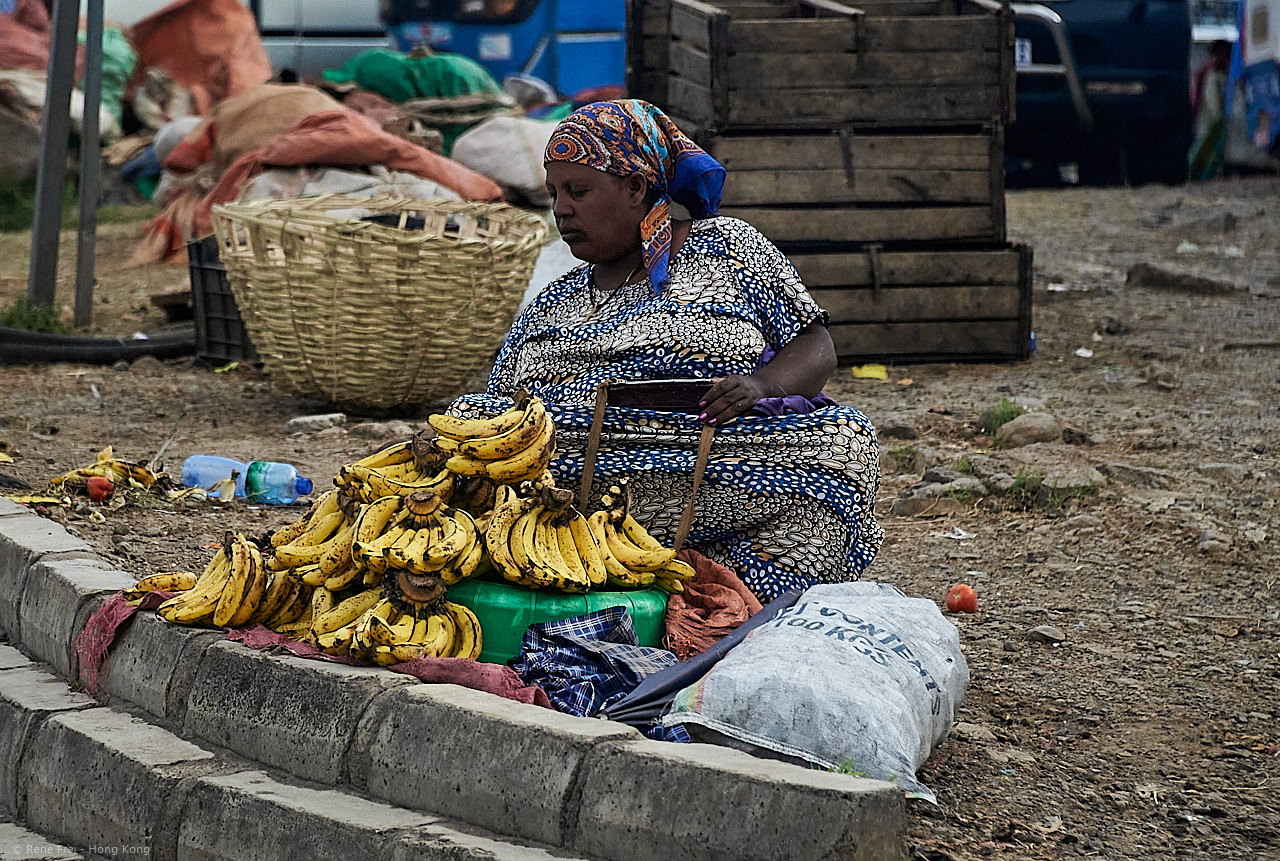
[0,506,908,860]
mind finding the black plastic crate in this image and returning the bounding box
[188,236,259,364]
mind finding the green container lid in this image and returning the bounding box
[448,578,670,665]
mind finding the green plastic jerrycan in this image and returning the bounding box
[447,578,670,665]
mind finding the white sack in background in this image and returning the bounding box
[451,115,556,207]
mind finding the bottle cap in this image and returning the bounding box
[296,476,314,495]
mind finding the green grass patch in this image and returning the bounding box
[953,456,973,473]
[979,396,1028,436]
[0,297,68,333]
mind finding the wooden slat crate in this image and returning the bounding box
[794,244,1033,362]
[670,122,1007,246]
[661,0,1014,131]
[628,0,673,107]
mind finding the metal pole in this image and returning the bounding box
[75,0,105,329]
[27,0,82,310]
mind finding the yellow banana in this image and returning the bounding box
[300,563,329,588]
[458,399,548,460]
[352,599,398,653]
[485,419,555,484]
[263,578,305,628]
[445,452,491,477]
[607,516,676,571]
[424,509,473,567]
[568,513,608,588]
[348,441,416,471]
[509,505,549,587]
[316,621,358,656]
[323,559,363,592]
[441,522,483,586]
[620,514,673,555]
[588,511,647,587]
[272,618,312,640]
[213,537,254,627]
[658,557,697,581]
[446,602,482,660]
[353,496,403,544]
[555,517,592,591]
[157,554,233,624]
[124,571,197,601]
[227,541,267,628]
[313,587,385,635]
[483,496,535,585]
[385,526,438,575]
[317,521,356,578]
[310,586,336,622]
[428,393,530,441]
[252,570,293,625]
[271,490,340,548]
[653,574,685,593]
[268,511,347,570]
[531,510,572,590]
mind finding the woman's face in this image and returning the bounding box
[545,161,649,265]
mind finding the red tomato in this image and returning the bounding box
[86,476,114,501]
[945,583,979,613]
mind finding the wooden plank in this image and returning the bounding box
[707,0,793,17]
[811,284,1022,324]
[670,43,712,88]
[725,85,1001,126]
[832,0,950,15]
[642,11,670,37]
[789,248,1022,287]
[861,16,999,53]
[642,39,670,69]
[670,0,719,51]
[799,0,864,16]
[728,18,859,53]
[723,205,996,243]
[667,77,714,123]
[726,51,998,88]
[710,133,993,172]
[636,71,669,104]
[722,167,991,205]
[830,319,1028,360]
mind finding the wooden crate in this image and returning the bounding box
[684,124,1007,246]
[629,0,673,106]
[793,244,1032,362]
[662,0,1014,131]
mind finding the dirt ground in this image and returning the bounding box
[1,176,1278,861]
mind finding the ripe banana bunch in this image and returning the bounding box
[50,445,157,490]
[429,390,557,486]
[123,571,197,603]
[308,593,482,665]
[333,441,456,504]
[351,490,486,588]
[157,533,303,627]
[483,485,606,593]
[590,482,696,593]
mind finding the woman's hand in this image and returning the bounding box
[698,375,772,425]
[697,321,837,425]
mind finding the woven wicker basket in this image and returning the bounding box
[210,194,549,411]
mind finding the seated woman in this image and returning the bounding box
[451,100,882,602]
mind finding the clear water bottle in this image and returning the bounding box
[180,455,314,505]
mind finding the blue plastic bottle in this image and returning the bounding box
[180,455,314,505]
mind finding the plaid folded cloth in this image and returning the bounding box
[511,606,678,717]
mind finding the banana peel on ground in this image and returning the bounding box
[49,445,159,491]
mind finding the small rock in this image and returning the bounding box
[876,413,920,440]
[1125,262,1236,295]
[987,747,1037,764]
[947,476,989,497]
[954,722,997,742]
[1064,514,1101,527]
[923,467,968,484]
[1196,462,1248,483]
[284,413,347,434]
[891,497,968,518]
[986,473,1017,494]
[1098,462,1172,489]
[111,359,130,372]
[129,355,166,377]
[347,420,417,440]
[995,413,1064,447]
[1028,624,1066,644]
[1197,530,1232,553]
[1003,640,1018,652]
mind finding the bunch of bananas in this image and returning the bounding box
[333,440,455,504]
[350,490,483,584]
[157,533,310,629]
[589,482,696,592]
[50,446,157,490]
[266,490,369,591]
[429,391,557,485]
[484,485,606,592]
[310,593,482,664]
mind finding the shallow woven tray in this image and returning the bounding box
[210,194,549,412]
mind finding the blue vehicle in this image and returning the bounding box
[382,1,627,98]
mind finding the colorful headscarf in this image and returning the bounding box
[544,99,725,292]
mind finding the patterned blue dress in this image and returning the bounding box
[453,217,883,601]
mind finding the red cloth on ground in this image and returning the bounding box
[75,590,175,693]
[662,549,764,661]
[125,0,272,115]
[0,0,84,77]
[192,109,504,235]
[390,659,554,708]
[228,626,553,708]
